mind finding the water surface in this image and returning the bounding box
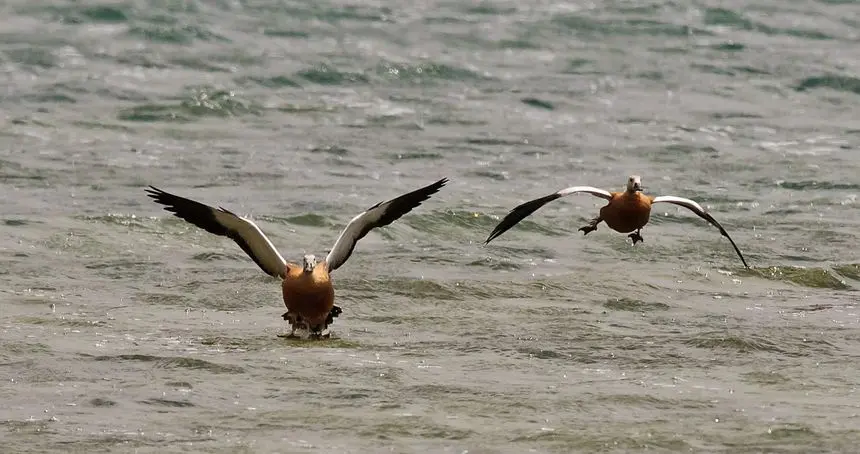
[2,0,859,452]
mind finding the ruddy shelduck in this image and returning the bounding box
[146,178,448,338]
[485,175,749,268]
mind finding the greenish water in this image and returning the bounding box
[1,0,859,452]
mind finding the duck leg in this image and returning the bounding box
[278,311,303,339]
[578,216,603,236]
[308,324,332,340]
[278,328,299,339]
[628,229,644,245]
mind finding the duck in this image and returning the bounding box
[146,178,448,338]
[485,175,749,268]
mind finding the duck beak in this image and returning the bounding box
[302,255,317,272]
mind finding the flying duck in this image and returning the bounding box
[146,178,448,338]
[485,175,749,268]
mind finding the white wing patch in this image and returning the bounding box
[651,195,706,213]
[145,186,288,278]
[485,184,613,244]
[324,210,371,273]
[557,186,613,200]
[323,178,448,273]
[213,209,289,278]
[651,195,750,268]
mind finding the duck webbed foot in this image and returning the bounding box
[578,217,602,236]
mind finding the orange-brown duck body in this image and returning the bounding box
[281,257,336,334]
[597,191,651,233]
[578,176,652,244]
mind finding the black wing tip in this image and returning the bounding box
[423,177,449,194]
[369,177,449,211]
[484,193,563,245]
[144,185,220,219]
[406,177,449,205]
[144,185,164,198]
[144,185,178,206]
[699,211,750,269]
[485,221,509,244]
[735,248,750,269]
[484,220,510,246]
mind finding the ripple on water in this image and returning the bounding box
[295,64,369,85]
[277,338,361,349]
[139,397,195,407]
[133,290,197,308]
[76,214,150,228]
[117,86,261,122]
[405,210,498,234]
[90,353,245,374]
[374,61,489,84]
[88,397,118,407]
[741,370,793,387]
[751,265,851,290]
[84,259,154,280]
[465,257,523,271]
[796,75,860,95]
[4,219,34,226]
[189,251,246,263]
[550,13,712,39]
[703,7,835,40]
[3,46,57,69]
[681,331,788,354]
[386,150,444,161]
[42,4,130,24]
[0,159,48,181]
[265,3,392,23]
[271,213,333,228]
[592,393,715,411]
[778,180,860,191]
[3,341,51,355]
[235,75,302,89]
[127,23,229,45]
[723,424,841,453]
[833,263,860,281]
[603,297,671,312]
[510,429,693,452]
[412,210,570,246]
[520,98,555,110]
[346,277,462,301]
